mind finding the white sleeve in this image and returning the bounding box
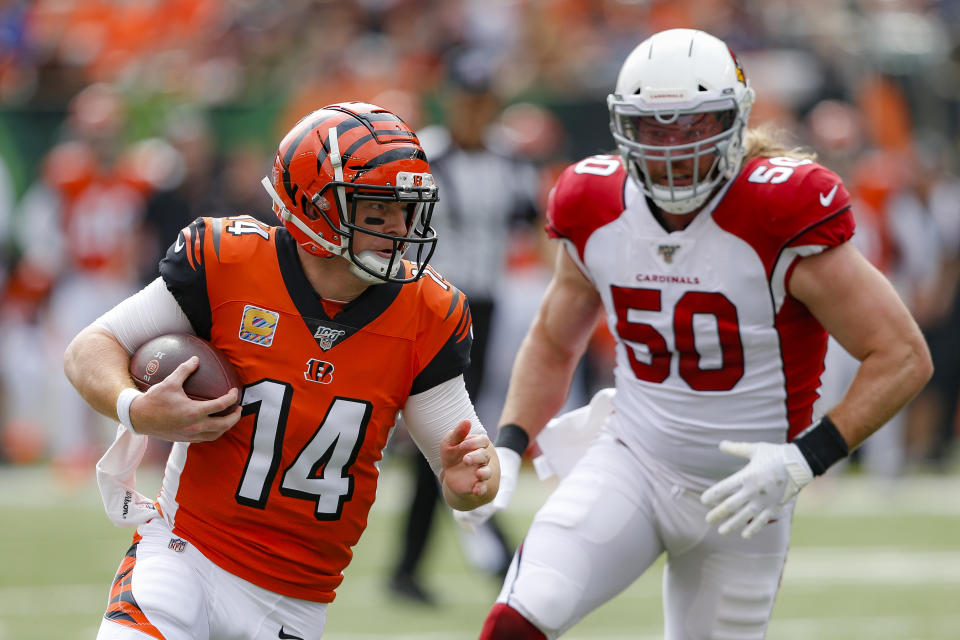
[91,277,194,354]
[401,375,485,476]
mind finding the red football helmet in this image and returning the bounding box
[262,102,439,284]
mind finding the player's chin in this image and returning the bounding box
[654,175,694,187]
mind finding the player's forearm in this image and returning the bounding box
[63,325,136,421]
[827,336,932,450]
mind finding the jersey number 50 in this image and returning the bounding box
[611,286,744,391]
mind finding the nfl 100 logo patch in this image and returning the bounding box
[239,305,280,347]
[658,244,681,264]
[314,325,346,351]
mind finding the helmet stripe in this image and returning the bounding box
[341,134,374,163]
[281,112,339,201]
[311,119,371,183]
[281,113,373,200]
[359,111,407,123]
[326,105,419,143]
[355,146,427,172]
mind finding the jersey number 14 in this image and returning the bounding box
[235,380,370,519]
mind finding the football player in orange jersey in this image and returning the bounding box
[63,102,501,640]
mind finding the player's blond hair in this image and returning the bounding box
[743,123,816,162]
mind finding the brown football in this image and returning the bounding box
[129,334,241,413]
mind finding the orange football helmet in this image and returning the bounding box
[262,102,439,284]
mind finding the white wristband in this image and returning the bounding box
[117,387,144,435]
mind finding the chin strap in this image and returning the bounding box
[260,177,341,256]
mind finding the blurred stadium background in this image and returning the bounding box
[1,0,959,638]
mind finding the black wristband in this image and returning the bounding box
[793,415,849,476]
[495,423,530,456]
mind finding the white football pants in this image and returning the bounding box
[496,432,793,640]
[96,518,328,640]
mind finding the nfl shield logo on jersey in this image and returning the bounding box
[314,325,346,351]
[168,537,188,553]
[658,244,680,264]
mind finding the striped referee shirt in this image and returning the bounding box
[419,125,540,300]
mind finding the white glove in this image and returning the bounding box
[453,446,521,533]
[701,440,814,539]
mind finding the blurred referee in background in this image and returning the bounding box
[388,50,541,605]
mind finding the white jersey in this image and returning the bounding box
[546,154,855,485]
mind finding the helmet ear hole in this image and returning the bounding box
[299,194,319,221]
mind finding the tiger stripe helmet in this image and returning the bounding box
[262,102,439,284]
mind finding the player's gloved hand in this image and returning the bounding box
[453,446,521,533]
[701,441,814,539]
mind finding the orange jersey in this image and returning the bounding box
[156,216,472,602]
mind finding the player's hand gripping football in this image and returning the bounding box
[701,441,814,539]
[452,444,520,533]
[439,420,497,511]
[130,356,242,442]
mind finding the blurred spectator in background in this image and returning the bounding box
[143,108,273,283]
[387,50,541,605]
[11,83,161,480]
[892,135,960,470]
[217,140,274,223]
[0,149,31,463]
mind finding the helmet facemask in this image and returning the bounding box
[609,98,750,215]
[331,178,439,284]
[263,174,438,285]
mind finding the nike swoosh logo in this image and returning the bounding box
[174,232,186,253]
[279,627,304,640]
[819,184,839,207]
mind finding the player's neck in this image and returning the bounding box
[649,202,703,232]
[297,246,370,303]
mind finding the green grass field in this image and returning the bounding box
[3,459,960,639]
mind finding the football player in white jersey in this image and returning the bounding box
[457,28,933,640]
